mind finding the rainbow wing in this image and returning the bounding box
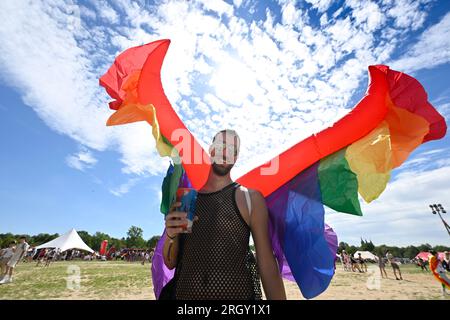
[241,65,446,298]
[99,39,447,299]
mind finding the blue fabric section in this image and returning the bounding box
[283,162,336,299]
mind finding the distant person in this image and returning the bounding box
[27,247,37,263]
[149,249,154,260]
[442,251,450,272]
[36,248,47,267]
[142,251,150,265]
[386,250,403,280]
[429,250,450,296]
[350,255,362,273]
[45,249,55,267]
[0,241,16,278]
[377,254,388,278]
[357,253,367,273]
[340,251,348,271]
[417,258,429,272]
[0,236,29,284]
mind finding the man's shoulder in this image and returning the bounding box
[236,186,264,201]
[237,185,262,196]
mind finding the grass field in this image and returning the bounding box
[0,261,448,300]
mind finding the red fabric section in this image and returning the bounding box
[374,65,447,142]
[137,40,212,190]
[99,40,169,110]
[237,66,389,197]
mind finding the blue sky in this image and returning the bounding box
[0,0,449,246]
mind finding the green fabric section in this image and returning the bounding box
[159,134,183,215]
[160,161,184,215]
[318,148,362,216]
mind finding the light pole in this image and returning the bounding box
[429,204,450,237]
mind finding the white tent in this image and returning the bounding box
[36,228,94,253]
[353,251,378,261]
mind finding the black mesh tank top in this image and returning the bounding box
[174,181,262,300]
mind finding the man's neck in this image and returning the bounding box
[201,172,233,192]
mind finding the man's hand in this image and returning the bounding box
[165,202,187,238]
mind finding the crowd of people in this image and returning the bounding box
[117,249,154,265]
[339,250,403,280]
[339,249,450,289]
[339,251,369,274]
[0,236,156,285]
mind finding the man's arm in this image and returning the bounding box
[250,190,286,300]
[163,201,189,269]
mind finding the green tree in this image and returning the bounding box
[338,242,349,253]
[91,232,111,251]
[31,233,59,246]
[126,226,146,248]
[147,236,161,249]
[77,231,93,249]
[403,245,419,259]
[0,233,16,248]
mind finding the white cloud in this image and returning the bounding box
[92,0,119,24]
[66,149,98,171]
[196,0,234,17]
[347,0,385,32]
[233,0,243,8]
[0,0,167,177]
[386,0,428,31]
[390,12,450,73]
[109,177,141,197]
[305,0,333,13]
[0,0,447,214]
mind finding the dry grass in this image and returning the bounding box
[0,261,448,300]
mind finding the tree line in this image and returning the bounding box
[0,226,161,252]
[339,239,450,259]
[2,231,448,258]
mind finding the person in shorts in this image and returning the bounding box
[0,236,29,284]
[377,254,388,278]
[0,241,16,278]
[386,250,403,280]
[357,253,367,272]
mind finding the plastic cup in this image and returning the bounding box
[175,187,197,233]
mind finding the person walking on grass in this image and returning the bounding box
[429,250,450,297]
[386,250,403,280]
[0,236,29,284]
[350,255,363,273]
[377,254,388,278]
[357,253,367,273]
[0,241,16,278]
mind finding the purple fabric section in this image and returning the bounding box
[265,183,289,274]
[151,229,174,299]
[325,224,338,260]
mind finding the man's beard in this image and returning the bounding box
[211,162,233,176]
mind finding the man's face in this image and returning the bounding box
[209,132,239,176]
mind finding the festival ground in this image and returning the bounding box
[0,261,448,300]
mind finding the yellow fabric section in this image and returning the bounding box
[346,121,392,203]
[345,94,431,204]
[109,103,173,157]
